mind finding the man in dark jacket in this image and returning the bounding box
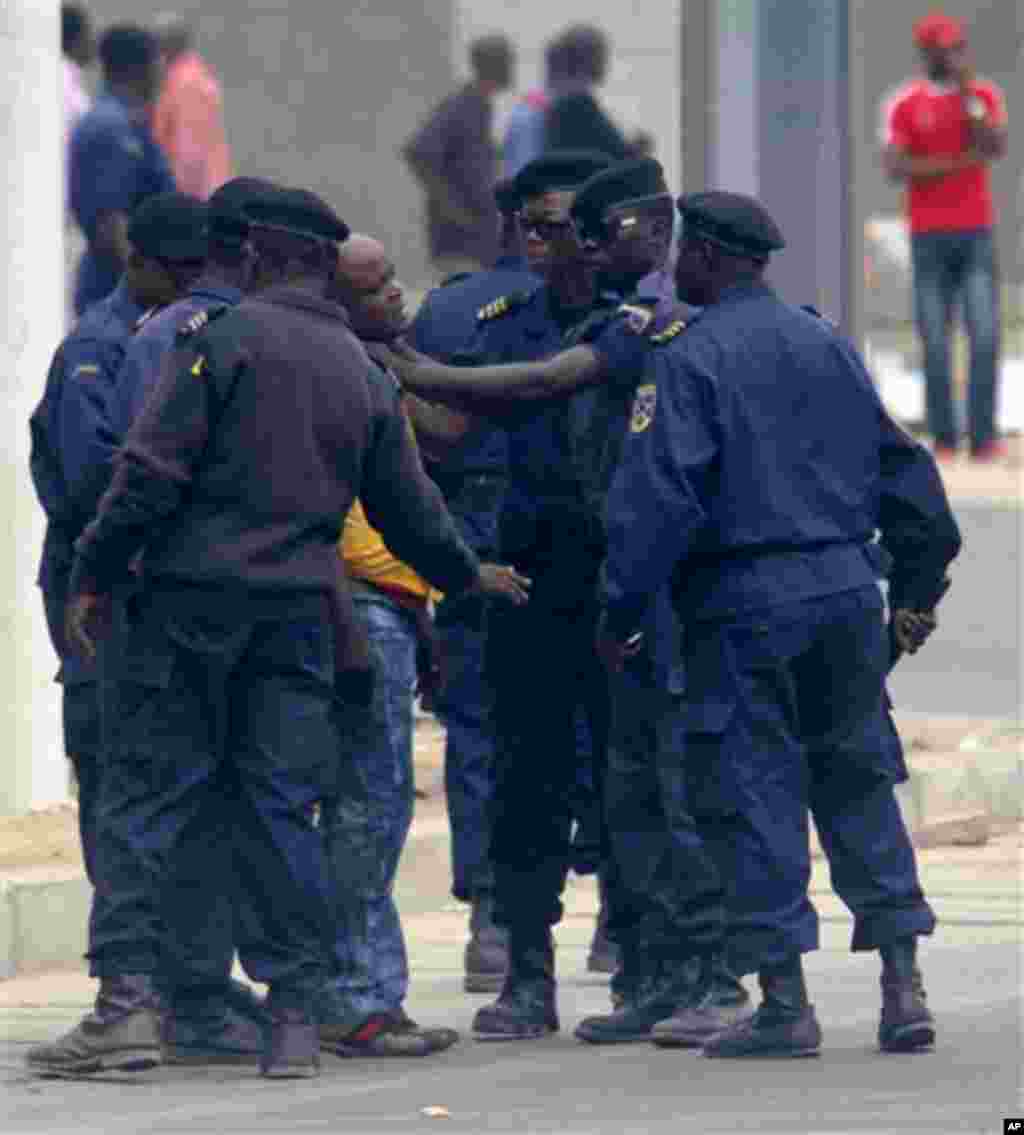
[31,189,528,1081]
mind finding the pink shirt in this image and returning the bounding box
[152,52,232,199]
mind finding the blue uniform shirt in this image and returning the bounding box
[408,254,537,491]
[31,280,147,593]
[110,279,243,441]
[69,92,176,315]
[603,282,960,634]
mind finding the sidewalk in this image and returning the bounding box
[932,435,1023,506]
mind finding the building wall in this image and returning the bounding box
[456,0,683,194]
[86,0,458,285]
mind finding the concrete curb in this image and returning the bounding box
[2,743,1020,979]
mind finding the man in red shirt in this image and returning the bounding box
[880,11,1008,461]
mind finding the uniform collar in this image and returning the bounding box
[255,285,351,325]
[97,88,150,125]
[188,276,243,306]
[109,279,146,326]
[712,280,775,307]
[495,253,530,272]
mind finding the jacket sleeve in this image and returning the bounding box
[71,341,216,595]
[875,410,961,609]
[602,348,718,636]
[358,366,480,595]
[57,339,124,533]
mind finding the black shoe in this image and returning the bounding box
[321,1009,459,1057]
[464,893,509,994]
[262,1004,319,1079]
[26,976,160,1077]
[162,1007,266,1066]
[473,931,558,1040]
[703,962,821,1059]
[652,956,753,1047]
[576,956,697,1045]
[878,940,935,1053]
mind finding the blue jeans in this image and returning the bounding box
[911,228,1001,451]
[321,590,417,1025]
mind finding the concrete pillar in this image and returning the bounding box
[0,1,67,813]
[681,0,859,337]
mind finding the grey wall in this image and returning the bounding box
[85,0,457,285]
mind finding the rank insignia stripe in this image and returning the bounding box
[71,364,101,377]
[629,383,657,433]
[650,320,686,345]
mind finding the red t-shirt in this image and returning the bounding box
[880,77,1007,233]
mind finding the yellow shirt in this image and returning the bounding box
[340,500,438,602]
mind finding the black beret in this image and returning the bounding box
[207,176,278,247]
[98,24,159,72]
[677,191,786,259]
[246,186,350,243]
[570,158,669,234]
[494,177,521,216]
[127,192,208,262]
[513,150,614,202]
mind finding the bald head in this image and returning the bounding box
[334,233,406,341]
[337,233,387,279]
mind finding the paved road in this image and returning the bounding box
[888,502,1021,719]
[2,837,1020,1135]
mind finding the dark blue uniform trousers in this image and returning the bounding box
[603,652,726,959]
[92,592,337,1005]
[433,592,495,902]
[486,587,614,931]
[683,586,935,977]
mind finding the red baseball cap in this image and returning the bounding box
[913,11,966,50]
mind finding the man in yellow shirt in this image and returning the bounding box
[318,235,479,1058]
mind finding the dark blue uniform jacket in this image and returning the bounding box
[603,282,961,635]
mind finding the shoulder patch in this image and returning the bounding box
[476,290,533,324]
[629,384,657,433]
[650,319,687,346]
[133,306,162,332]
[176,304,230,342]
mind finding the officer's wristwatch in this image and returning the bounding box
[964,94,987,123]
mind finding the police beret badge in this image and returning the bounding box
[630,383,657,433]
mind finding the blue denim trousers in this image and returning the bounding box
[321,589,418,1025]
[911,227,1001,451]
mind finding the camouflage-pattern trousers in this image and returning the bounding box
[320,590,418,1027]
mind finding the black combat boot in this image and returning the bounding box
[161,981,268,1066]
[464,891,509,993]
[651,953,753,1047]
[472,929,558,1040]
[878,937,935,1053]
[26,975,161,1076]
[703,956,821,1058]
[575,952,698,1044]
[586,875,621,975]
[262,993,319,1079]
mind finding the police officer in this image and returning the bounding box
[28,193,207,1070]
[36,189,529,1080]
[103,177,285,1068]
[69,24,177,315]
[407,176,536,993]
[379,158,674,1040]
[599,191,961,1058]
